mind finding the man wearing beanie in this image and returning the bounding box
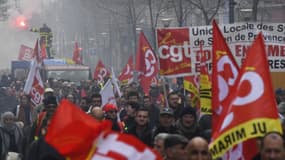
[176,106,201,140]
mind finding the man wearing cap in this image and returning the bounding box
[152,108,178,139]
[103,103,124,132]
[164,134,188,160]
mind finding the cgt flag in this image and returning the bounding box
[23,40,44,106]
[93,59,110,83]
[136,32,158,94]
[210,33,282,159]
[211,20,239,134]
[118,55,134,85]
[211,20,258,160]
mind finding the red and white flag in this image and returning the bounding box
[211,20,240,133]
[136,32,158,94]
[45,99,162,160]
[93,60,110,83]
[23,41,44,106]
[118,55,134,85]
[18,44,33,61]
[211,20,257,160]
[46,99,112,160]
[91,131,162,160]
[100,79,117,106]
[210,32,282,159]
[73,42,82,64]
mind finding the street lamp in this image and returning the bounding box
[161,18,172,27]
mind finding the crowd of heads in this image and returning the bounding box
[0,73,284,159]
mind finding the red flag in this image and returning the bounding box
[156,28,191,77]
[211,20,239,133]
[45,99,112,159]
[32,40,43,63]
[72,42,82,64]
[41,42,47,59]
[91,131,163,160]
[93,59,110,83]
[136,32,158,94]
[118,55,134,84]
[211,20,257,159]
[210,33,282,159]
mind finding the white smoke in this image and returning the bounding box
[0,0,43,70]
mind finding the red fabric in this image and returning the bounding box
[136,32,158,94]
[92,131,163,160]
[103,103,118,112]
[80,89,87,98]
[45,99,112,159]
[18,45,33,61]
[93,59,110,82]
[118,55,133,84]
[41,42,47,59]
[211,32,281,159]
[211,20,240,135]
[72,42,82,64]
[32,40,42,63]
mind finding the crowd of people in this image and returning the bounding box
[0,74,284,160]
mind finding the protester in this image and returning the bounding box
[167,92,183,120]
[79,97,89,112]
[30,95,58,141]
[258,132,285,160]
[153,133,169,158]
[14,94,36,127]
[90,107,104,121]
[176,107,201,140]
[126,90,140,103]
[186,136,211,160]
[164,134,188,160]
[0,112,24,160]
[123,101,140,131]
[126,107,152,146]
[103,103,124,132]
[88,93,102,112]
[152,108,178,139]
[143,95,160,129]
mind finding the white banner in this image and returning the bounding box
[157,22,285,74]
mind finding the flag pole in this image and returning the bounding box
[154,29,169,108]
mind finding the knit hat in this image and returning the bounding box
[179,107,197,119]
[164,134,188,149]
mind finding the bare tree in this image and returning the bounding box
[185,0,224,25]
